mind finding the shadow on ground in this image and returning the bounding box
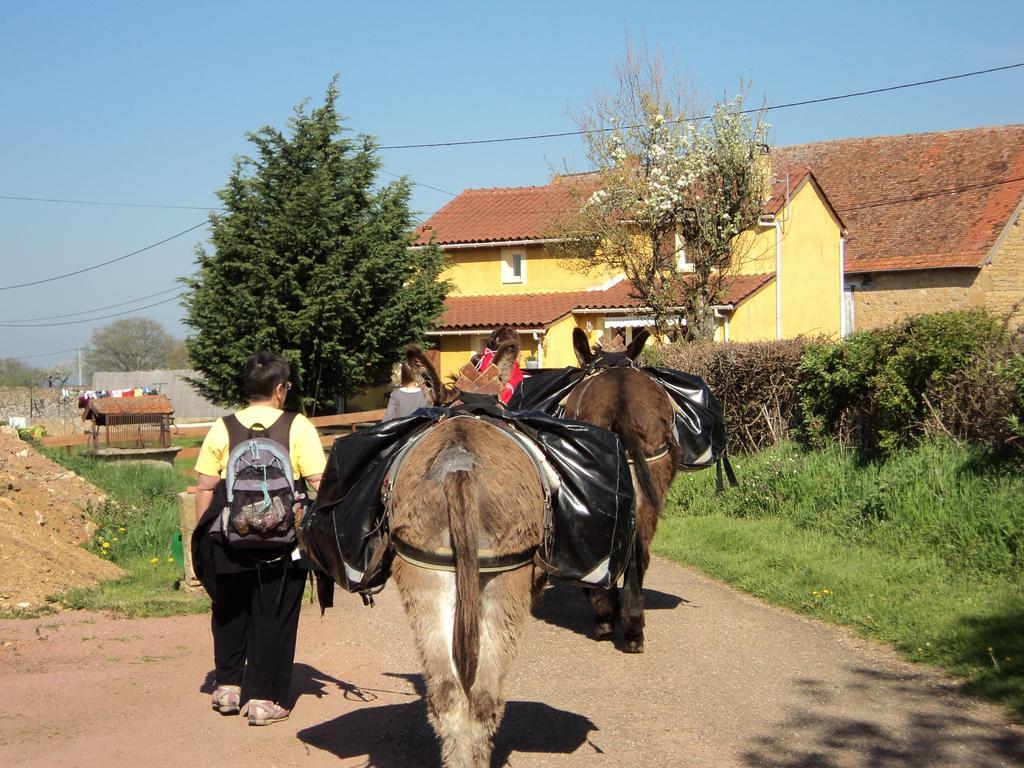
[532,578,689,640]
[296,670,598,768]
[743,665,1024,767]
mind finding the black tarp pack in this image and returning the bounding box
[297,400,637,607]
[508,363,737,487]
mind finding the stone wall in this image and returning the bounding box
[851,268,983,331]
[850,209,1024,332]
[980,209,1024,325]
[0,387,80,435]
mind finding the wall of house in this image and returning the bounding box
[779,182,843,338]
[441,245,612,296]
[726,282,777,342]
[851,268,982,330]
[979,208,1024,324]
[724,182,842,339]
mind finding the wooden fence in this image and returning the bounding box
[40,409,387,463]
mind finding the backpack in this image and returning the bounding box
[213,412,299,550]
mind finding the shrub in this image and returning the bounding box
[798,310,1015,456]
[646,338,810,453]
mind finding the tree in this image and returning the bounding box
[551,45,769,340]
[86,317,176,372]
[182,79,448,412]
[42,361,73,388]
[0,358,40,388]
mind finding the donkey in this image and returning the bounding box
[564,327,680,653]
[388,332,546,768]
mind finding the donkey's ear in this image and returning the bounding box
[625,329,651,361]
[490,333,521,384]
[572,328,595,366]
[405,346,444,405]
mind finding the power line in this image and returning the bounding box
[0,286,183,324]
[378,62,1024,150]
[0,221,208,292]
[0,294,184,328]
[835,176,1024,212]
[0,194,222,211]
[6,346,82,361]
[378,168,458,197]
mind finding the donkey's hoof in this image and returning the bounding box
[594,621,615,639]
[624,636,645,653]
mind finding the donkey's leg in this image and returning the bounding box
[468,568,532,765]
[394,563,477,767]
[621,507,656,653]
[584,585,620,639]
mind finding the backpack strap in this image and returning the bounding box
[224,411,298,451]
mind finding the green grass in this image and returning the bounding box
[658,439,1024,713]
[39,447,208,617]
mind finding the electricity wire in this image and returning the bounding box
[0,294,184,328]
[377,62,1024,150]
[0,221,207,292]
[0,286,183,324]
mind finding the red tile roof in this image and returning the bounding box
[414,183,579,246]
[417,125,1024,274]
[773,125,1024,272]
[435,274,774,330]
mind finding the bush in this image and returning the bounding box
[799,310,1016,456]
[646,338,810,453]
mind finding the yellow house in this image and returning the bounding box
[413,166,847,381]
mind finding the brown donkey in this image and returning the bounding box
[388,335,546,767]
[564,327,680,653]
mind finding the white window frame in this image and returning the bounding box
[501,247,526,284]
[675,232,694,272]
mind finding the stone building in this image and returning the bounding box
[774,124,1024,331]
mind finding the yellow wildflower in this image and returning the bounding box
[101,541,110,550]
[118,527,126,533]
[149,557,159,566]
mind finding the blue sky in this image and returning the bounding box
[1,0,1022,374]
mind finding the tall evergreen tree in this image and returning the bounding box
[182,80,448,412]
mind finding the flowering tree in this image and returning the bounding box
[552,49,769,340]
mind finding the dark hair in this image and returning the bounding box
[243,351,291,400]
[400,362,417,386]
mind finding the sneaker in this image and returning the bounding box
[211,684,241,715]
[246,699,290,726]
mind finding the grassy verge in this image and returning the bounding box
[40,447,209,617]
[658,439,1024,713]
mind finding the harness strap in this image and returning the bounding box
[393,537,537,573]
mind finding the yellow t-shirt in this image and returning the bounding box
[194,405,326,480]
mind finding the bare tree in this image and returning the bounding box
[551,42,769,340]
[42,361,73,388]
[86,317,176,372]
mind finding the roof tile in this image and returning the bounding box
[436,275,774,330]
[772,125,1024,272]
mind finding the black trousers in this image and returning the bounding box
[211,562,307,706]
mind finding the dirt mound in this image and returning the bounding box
[0,428,122,614]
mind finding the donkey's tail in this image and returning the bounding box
[619,431,661,512]
[445,469,480,693]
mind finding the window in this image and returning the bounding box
[675,232,694,272]
[501,248,525,284]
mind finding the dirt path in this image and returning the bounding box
[1,556,1022,767]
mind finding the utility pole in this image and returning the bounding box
[78,347,83,388]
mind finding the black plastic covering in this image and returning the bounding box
[297,400,636,595]
[508,364,728,470]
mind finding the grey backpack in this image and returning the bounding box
[216,412,298,550]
